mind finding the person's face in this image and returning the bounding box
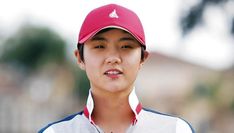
[75,29,148,93]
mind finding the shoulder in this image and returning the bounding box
[176,118,195,133]
[38,111,83,133]
[141,108,195,133]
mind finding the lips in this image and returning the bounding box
[104,69,123,78]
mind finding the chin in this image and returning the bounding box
[104,85,126,93]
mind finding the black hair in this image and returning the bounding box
[77,43,84,62]
[77,43,145,62]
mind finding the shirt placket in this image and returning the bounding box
[84,87,141,133]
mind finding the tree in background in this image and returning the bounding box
[0,24,90,101]
[180,0,234,36]
[0,24,66,70]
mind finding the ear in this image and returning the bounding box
[140,51,149,68]
[74,49,85,70]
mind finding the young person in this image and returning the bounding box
[39,4,194,133]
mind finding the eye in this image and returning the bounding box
[94,45,105,49]
[121,45,133,49]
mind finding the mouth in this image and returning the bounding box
[104,69,123,78]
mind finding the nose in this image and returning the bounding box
[105,56,121,64]
[105,50,121,65]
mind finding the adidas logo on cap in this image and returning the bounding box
[109,9,119,18]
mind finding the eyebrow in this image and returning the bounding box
[119,37,136,42]
[90,36,107,41]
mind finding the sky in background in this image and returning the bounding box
[0,0,233,70]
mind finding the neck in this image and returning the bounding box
[91,89,134,133]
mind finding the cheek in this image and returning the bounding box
[123,52,142,72]
[127,50,141,64]
[84,57,98,70]
[83,59,100,82]
[83,52,103,76]
[83,48,98,67]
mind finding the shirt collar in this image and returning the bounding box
[83,87,142,125]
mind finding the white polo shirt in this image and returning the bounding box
[39,88,194,133]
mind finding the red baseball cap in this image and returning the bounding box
[78,4,146,49]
